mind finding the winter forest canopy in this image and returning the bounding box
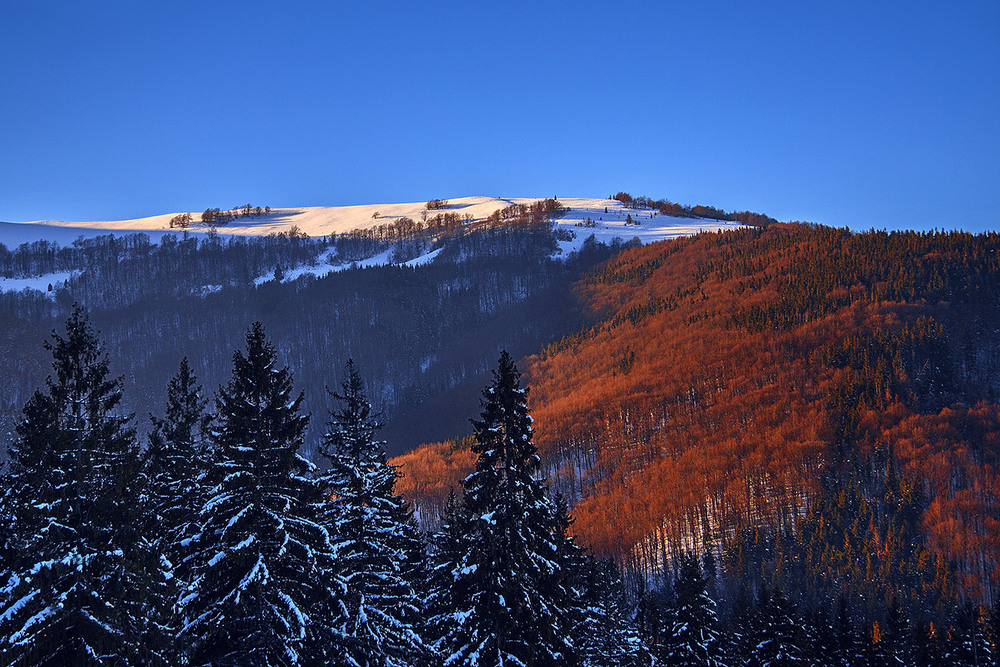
[0,199,998,664]
[0,311,649,665]
[3,306,998,665]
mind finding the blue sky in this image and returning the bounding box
[1,1,997,231]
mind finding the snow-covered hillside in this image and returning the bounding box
[0,196,747,294]
[2,196,744,249]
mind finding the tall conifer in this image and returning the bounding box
[574,558,651,667]
[316,359,433,666]
[662,553,723,667]
[431,350,577,666]
[144,357,211,580]
[179,322,348,665]
[748,585,806,667]
[0,306,162,665]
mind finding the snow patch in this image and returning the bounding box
[0,271,75,296]
[549,198,746,257]
[403,246,443,267]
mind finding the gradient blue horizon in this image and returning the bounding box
[1,1,997,232]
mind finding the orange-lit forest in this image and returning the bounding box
[395,223,1000,619]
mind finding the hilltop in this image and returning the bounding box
[0,195,742,250]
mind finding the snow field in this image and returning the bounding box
[1,196,746,294]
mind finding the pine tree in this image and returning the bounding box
[0,305,164,665]
[430,350,577,666]
[179,322,349,666]
[832,595,857,667]
[662,552,723,667]
[316,359,433,667]
[749,585,806,667]
[144,357,211,583]
[575,558,652,667]
[944,602,991,667]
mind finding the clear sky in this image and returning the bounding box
[1,1,997,231]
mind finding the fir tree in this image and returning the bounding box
[179,322,348,666]
[144,357,211,582]
[431,350,577,666]
[701,532,718,590]
[724,582,757,662]
[316,359,433,667]
[862,620,892,667]
[142,357,212,658]
[551,494,588,636]
[574,558,652,667]
[552,494,650,666]
[944,602,991,667]
[832,595,857,667]
[748,585,806,667]
[662,552,723,667]
[427,490,468,656]
[988,597,1000,667]
[881,594,911,667]
[0,306,164,665]
[803,606,836,667]
[915,621,947,667]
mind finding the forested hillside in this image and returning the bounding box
[3,214,1000,663]
[0,312,649,665]
[396,223,1000,628]
[0,203,622,453]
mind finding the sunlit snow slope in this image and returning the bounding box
[1,196,744,249]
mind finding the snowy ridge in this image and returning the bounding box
[1,196,745,294]
[2,196,743,246]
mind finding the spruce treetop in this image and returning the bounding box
[0,305,158,666]
[465,349,544,516]
[181,322,331,666]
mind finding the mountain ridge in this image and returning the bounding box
[0,195,745,251]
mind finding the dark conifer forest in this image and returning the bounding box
[1,210,999,665]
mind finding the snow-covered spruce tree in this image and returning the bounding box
[144,357,212,585]
[574,558,652,667]
[426,489,468,654]
[802,607,836,667]
[316,359,433,667]
[878,594,911,667]
[943,601,993,667]
[550,494,651,667]
[180,322,349,666]
[831,595,857,667]
[431,350,577,666]
[661,552,723,667]
[748,585,806,667]
[0,305,165,665]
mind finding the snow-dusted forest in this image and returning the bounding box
[0,310,650,665]
[3,306,997,666]
[1,202,998,665]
